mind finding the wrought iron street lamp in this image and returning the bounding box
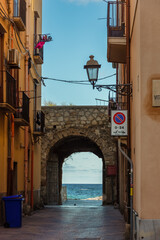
[84,55,101,88]
[84,55,132,96]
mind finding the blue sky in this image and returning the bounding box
[42,0,114,184]
[42,0,116,106]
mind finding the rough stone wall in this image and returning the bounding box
[43,106,108,129]
[41,106,117,204]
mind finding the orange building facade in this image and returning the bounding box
[0,0,45,224]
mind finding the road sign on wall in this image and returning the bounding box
[111,110,128,136]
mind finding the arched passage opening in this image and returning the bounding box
[41,107,117,206]
[62,152,103,206]
[46,135,105,205]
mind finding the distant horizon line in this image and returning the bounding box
[63,183,102,184]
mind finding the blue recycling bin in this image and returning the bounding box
[2,195,23,228]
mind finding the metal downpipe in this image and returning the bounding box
[118,139,133,240]
[30,144,34,209]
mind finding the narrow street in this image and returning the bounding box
[0,204,125,240]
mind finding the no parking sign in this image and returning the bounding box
[111,110,128,136]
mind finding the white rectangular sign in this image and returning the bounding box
[152,79,160,107]
[111,110,128,136]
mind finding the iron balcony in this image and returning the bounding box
[107,1,126,63]
[13,0,26,31]
[0,71,16,112]
[14,91,30,126]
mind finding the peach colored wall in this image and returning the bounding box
[130,0,141,216]
[140,0,160,219]
[131,0,160,219]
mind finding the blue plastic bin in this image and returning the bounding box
[2,195,23,228]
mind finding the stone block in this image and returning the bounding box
[137,218,160,240]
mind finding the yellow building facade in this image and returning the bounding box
[107,0,160,239]
[0,0,44,224]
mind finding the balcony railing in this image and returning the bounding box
[108,91,127,120]
[108,95,117,120]
[0,71,16,112]
[34,110,45,135]
[107,1,125,37]
[0,71,17,112]
[95,98,108,106]
[33,35,44,64]
[38,34,52,42]
[14,91,29,126]
[6,72,16,109]
[107,1,126,63]
[13,0,26,31]
[34,47,43,64]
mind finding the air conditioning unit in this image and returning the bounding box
[7,49,21,69]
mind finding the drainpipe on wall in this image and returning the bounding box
[116,64,119,204]
[24,58,29,206]
[126,0,131,151]
[118,139,133,240]
[11,114,14,171]
[24,0,30,206]
[30,143,34,209]
[24,44,29,205]
[7,0,11,48]
[7,119,12,196]
[24,127,28,205]
[126,0,132,236]
[7,114,14,197]
[10,0,14,173]
[7,0,14,196]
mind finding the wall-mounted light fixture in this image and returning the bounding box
[84,55,132,96]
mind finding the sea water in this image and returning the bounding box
[63,184,102,200]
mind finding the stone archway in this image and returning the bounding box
[41,106,117,205]
[46,135,104,205]
[41,129,117,205]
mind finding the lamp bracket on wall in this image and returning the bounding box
[92,83,132,96]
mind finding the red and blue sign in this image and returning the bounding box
[111,110,128,136]
[113,112,126,125]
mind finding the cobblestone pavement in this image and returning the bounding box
[0,204,125,240]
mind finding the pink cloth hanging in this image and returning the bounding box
[35,41,45,49]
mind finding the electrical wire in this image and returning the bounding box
[42,73,116,84]
[0,6,116,88]
[98,73,116,80]
[11,22,43,81]
[29,69,40,85]
[0,3,8,17]
[0,7,43,83]
[42,78,90,86]
[12,24,42,81]
[14,27,28,55]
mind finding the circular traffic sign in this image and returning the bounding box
[113,112,126,125]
